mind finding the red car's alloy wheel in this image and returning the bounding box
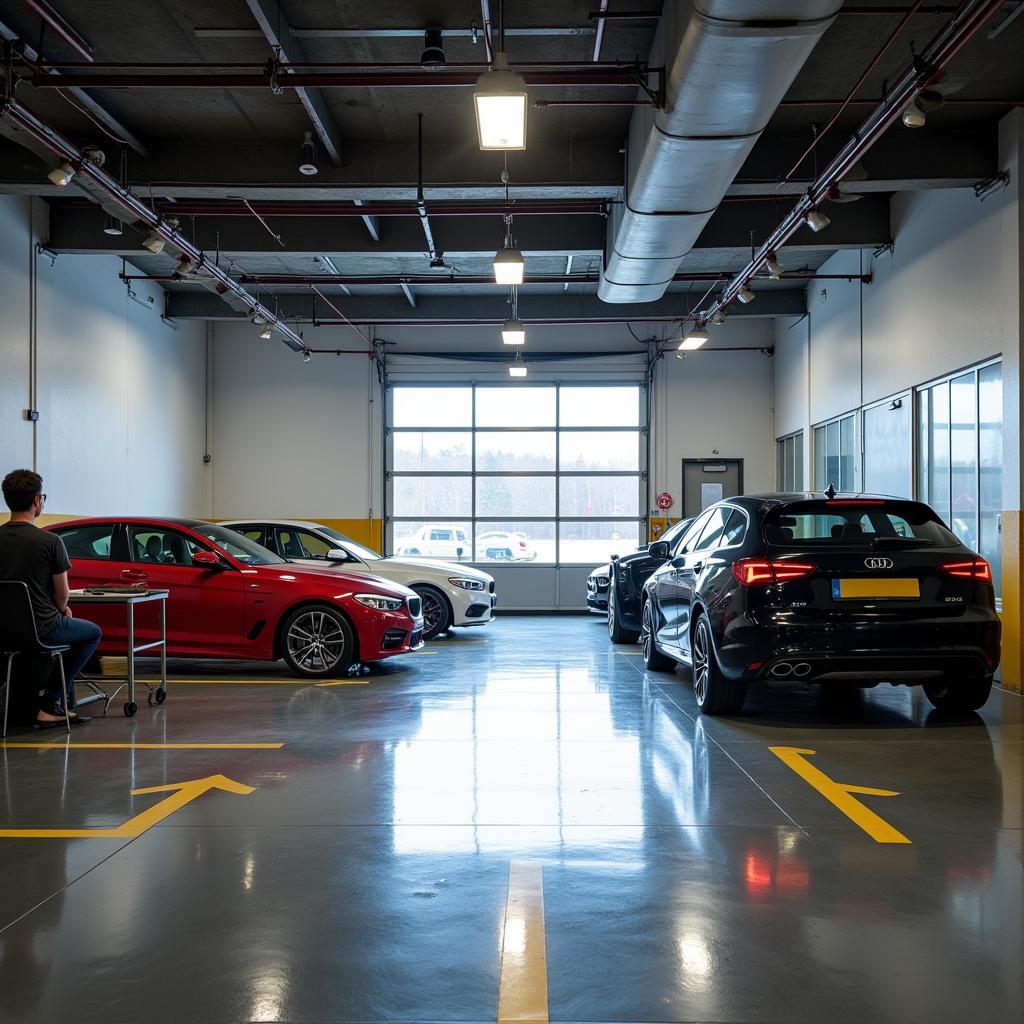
[283,606,353,677]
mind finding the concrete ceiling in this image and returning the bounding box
[0,0,1021,330]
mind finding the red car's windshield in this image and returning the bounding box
[190,523,285,565]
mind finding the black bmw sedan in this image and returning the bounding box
[640,493,1001,716]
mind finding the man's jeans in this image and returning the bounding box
[40,616,102,709]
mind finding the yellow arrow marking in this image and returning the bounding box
[0,742,283,750]
[770,746,911,844]
[497,861,549,1023]
[0,774,255,839]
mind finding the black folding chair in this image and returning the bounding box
[0,581,71,737]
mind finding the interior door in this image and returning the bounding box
[125,525,245,652]
[682,459,743,518]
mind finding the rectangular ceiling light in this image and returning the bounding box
[474,54,527,151]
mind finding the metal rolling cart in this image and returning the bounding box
[68,588,169,717]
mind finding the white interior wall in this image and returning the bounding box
[0,195,207,518]
[210,322,380,521]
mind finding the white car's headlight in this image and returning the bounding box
[354,593,405,611]
[448,577,486,590]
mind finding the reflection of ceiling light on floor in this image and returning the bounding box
[678,933,712,979]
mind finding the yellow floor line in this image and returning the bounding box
[497,861,549,1024]
[614,651,642,656]
[1,742,284,750]
[134,678,333,686]
[315,679,373,687]
[770,746,911,844]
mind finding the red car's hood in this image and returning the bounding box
[246,562,416,600]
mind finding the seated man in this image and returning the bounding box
[0,469,101,727]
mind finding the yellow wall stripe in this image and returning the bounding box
[497,861,549,1024]
[1000,509,1021,692]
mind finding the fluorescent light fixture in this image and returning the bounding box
[259,324,273,340]
[299,130,318,175]
[142,230,166,254]
[103,213,123,236]
[509,364,528,377]
[804,209,831,232]
[765,257,784,280]
[737,285,755,304]
[473,52,528,150]
[502,318,526,345]
[47,161,75,187]
[493,246,525,285]
[679,327,709,352]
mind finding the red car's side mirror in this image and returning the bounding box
[192,550,224,569]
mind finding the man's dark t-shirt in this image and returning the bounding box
[0,522,71,636]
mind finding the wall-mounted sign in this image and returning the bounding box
[656,491,674,510]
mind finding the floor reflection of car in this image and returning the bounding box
[639,493,1001,716]
[222,519,496,641]
[476,531,537,561]
[603,517,694,636]
[45,518,425,677]
[394,525,471,561]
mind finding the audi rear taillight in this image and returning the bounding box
[732,559,816,586]
[942,559,992,582]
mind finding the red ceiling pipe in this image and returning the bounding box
[144,200,607,218]
[27,59,638,71]
[780,96,1024,106]
[703,0,1007,324]
[26,68,641,89]
[21,0,93,61]
[118,272,870,285]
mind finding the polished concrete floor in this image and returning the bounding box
[0,615,1021,1024]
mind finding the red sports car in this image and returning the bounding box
[45,517,425,677]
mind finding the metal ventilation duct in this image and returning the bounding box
[599,1,843,304]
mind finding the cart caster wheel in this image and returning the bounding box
[124,701,138,717]
[155,689,166,705]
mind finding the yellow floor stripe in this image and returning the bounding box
[315,679,372,687]
[1,742,284,750]
[497,861,549,1024]
[136,678,338,686]
[614,651,642,656]
[770,746,911,844]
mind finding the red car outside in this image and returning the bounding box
[44,517,425,677]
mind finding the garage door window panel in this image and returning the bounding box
[559,431,639,472]
[560,477,639,518]
[392,387,472,428]
[477,431,555,471]
[559,386,640,427]
[477,477,556,517]
[476,386,555,428]
[393,476,472,518]
[559,521,641,563]
[393,432,472,472]
[475,522,554,563]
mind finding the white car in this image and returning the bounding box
[476,530,537,561]
[394,525,472,561]
[221,520,495,641]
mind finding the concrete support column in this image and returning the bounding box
[997,110,1024,693]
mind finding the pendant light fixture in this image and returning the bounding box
[678,325,709,353]
[509,350,527,377]
[299,131,318,176]
[502,287,525,344]
[493,168,525,284]
[473,3,527,150]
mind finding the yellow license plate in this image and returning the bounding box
[833,578,920,600]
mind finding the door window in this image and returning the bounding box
[293,530,336,560]
[673,511,712,555]
[128,526,204,567]
[721,509,747,547]
[693,508,730,551]
[55,523,115,560]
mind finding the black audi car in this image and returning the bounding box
[593,520,696,614]
[602,517,694,639]
[639,493,1001,716]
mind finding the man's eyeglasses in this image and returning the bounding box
[39,493,47,503]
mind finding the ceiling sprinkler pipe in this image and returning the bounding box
[705,0,1006,321]
[0,98,305,352]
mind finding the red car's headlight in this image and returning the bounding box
[353,593,405,611]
